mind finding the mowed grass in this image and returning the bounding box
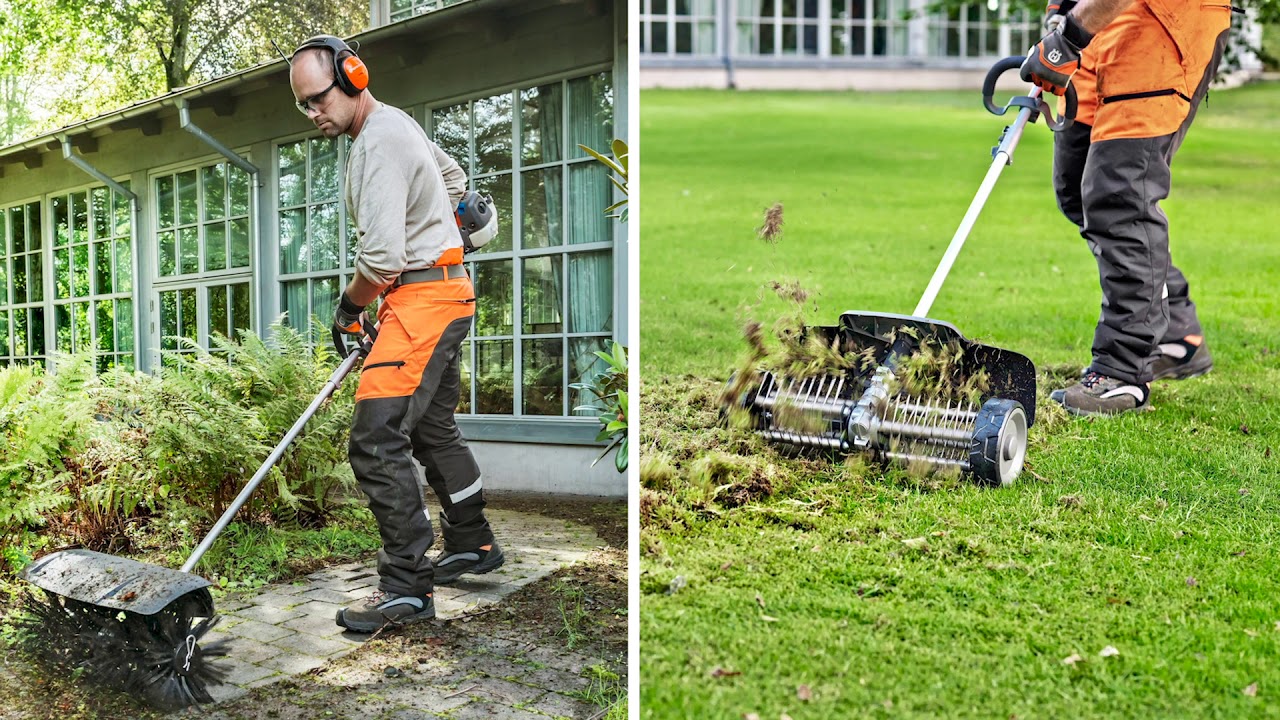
[638,83,1280,719]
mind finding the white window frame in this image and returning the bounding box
[425,64,618,421]
[147,152,257,365]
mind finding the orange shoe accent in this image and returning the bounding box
[480,544,492,551]
[1184,334,1203,346]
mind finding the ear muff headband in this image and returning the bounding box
[293,35,368,96]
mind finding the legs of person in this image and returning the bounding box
[1053,4,1228,414]
[337,303,459,632]
[1079,134,1177,385]
[1160,26,1229,347]
[346,282,477,598]
[410,351,494,555]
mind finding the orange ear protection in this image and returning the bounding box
[293,35,368,96]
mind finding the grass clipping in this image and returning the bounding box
[642,204,998,531]
[724,203,994,475]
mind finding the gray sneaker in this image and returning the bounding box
[433,542,505,585]
[1152,337,1213,381]
[1053,371,1151,417]
[335,590,435,633]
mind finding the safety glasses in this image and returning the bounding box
[295,79,339,115]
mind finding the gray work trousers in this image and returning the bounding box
[1051,34,1228,384]
[349,313,493,597]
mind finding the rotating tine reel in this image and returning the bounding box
[734,312,1036,486]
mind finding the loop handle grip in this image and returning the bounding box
[332,312,378,359]
[982,55,1077,132]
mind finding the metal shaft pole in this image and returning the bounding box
[181,351,362,573]
[913,98,1037,319]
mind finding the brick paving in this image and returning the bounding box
[182,508,606,717]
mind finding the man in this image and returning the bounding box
[1020,0,1230,416]
[288,35,504,633]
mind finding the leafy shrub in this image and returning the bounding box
[148,321,356,528]
[0,320,360,578]
[571,342,629,473]
[0,363,79,571]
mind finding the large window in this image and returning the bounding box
[0,201,47,365]
[431,71,616,418]
[641,0,719,56]
[153,161,253,364]
[831,0,909,56]
[51,185,135,370]
[929,3,1034,57]
[736,0,822,56]
[388,0,468,22]
[277,136,356,340]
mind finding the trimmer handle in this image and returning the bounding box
[982,55,1077,132]
[331,312,378,359]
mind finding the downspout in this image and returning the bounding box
[61,138,138,202]
[721,0,737,89]
[175,99,262,349]
[60,137,142,370]
[176,100,258,175]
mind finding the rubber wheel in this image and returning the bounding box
[968,398,1028,487]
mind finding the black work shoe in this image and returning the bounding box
[1152,337,1213,381]
[433,542,505,585]
[335,590,435,633]
[1053,371,1151,417]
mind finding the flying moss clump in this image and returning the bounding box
[890,334,991,408]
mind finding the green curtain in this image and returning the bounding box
[539,86,563,247]
[283,280,308,335]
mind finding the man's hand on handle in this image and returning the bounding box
[1020,14,1094,97]
[333,291,378,357]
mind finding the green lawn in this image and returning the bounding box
[638,83,1280,719]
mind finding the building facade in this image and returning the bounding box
[0,0,628,496]
[639,0,1262,90]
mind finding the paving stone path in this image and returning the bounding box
[194,508,603,711]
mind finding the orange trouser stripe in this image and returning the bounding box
[355,276,475,402]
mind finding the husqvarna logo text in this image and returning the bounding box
[1047,48,1063,63]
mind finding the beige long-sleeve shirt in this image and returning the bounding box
[345,103,466,287]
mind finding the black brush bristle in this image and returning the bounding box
[17,589,229,711]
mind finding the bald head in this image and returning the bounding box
[289,45,364,139]
[291,47,333,79]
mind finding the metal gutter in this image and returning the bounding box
[176,100,257,174]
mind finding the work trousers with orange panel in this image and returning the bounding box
[348,250,493,597]
[1051,0,1231,384]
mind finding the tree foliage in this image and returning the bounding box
[0,0,367,145]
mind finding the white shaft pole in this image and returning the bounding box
[913,102,1035,319]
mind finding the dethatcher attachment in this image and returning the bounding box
[732,311,1036,486]
[728,57,1076,486]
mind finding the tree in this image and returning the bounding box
[0,0,367,145]
[0,1,71,144]
[86,0,368,92]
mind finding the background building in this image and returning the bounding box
[0,0,628,497]
[639,0,1264,90]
